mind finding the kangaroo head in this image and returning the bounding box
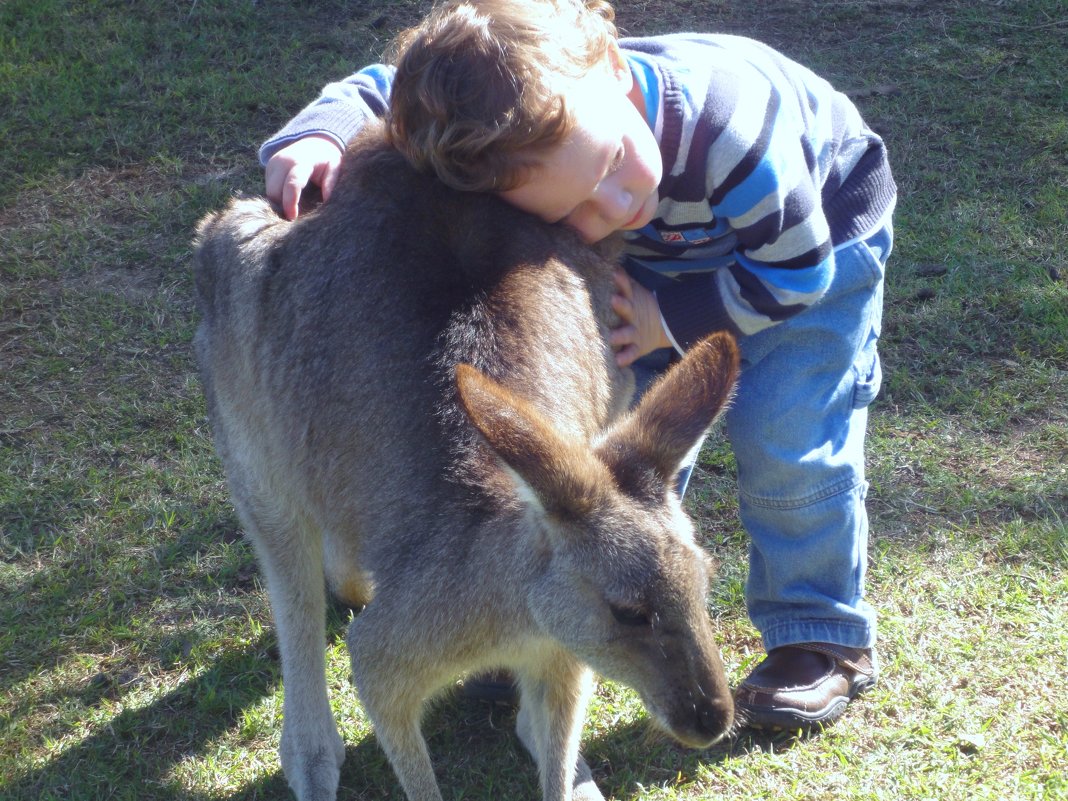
[455,333,740,746]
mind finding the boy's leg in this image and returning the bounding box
[728,222,891,729]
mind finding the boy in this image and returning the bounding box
[260,0,896,731]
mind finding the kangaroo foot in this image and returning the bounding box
[280,722,345,801]
[572,753,605,801]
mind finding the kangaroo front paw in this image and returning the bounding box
[515,704,537,759]
[517,706,604,801]
[572,781,606,801]
[280,723,345,801]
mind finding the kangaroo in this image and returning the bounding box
[193,123,738,801]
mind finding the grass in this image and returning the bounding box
[1,0,1066,799]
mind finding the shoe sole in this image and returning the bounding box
[738,675,877,732]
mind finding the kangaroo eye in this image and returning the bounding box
[610,603,651,627]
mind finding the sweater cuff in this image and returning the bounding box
[655,273,736,350]
[258,104,377,166]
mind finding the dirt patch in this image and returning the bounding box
[1,164,174,229]
[1,161,237,306]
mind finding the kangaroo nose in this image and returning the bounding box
[696,696,734,740]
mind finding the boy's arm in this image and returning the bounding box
[655,237,834,348]
[259,64,396,165]
[260,64,396,218]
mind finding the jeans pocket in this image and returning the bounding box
[852,348,882,409]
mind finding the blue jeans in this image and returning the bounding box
[628,219,892,652]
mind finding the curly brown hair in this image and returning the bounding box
[385,0,618,192]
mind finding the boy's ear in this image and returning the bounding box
[605,40,630,86]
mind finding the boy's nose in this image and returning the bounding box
[593,181,632,222]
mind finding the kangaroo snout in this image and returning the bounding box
[698,695,735,741]
[630,639,734,748]
[622,622,736,749]
[684,696,734,748]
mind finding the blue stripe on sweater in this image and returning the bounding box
[625,52,660,131]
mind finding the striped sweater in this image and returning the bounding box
[260,33,896,345]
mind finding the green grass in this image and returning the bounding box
[2,1,1066,799]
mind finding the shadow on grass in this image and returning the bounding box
[6,611,805,801]
[5,634,279,801]
[586,719,810,801]
[0,511,250,698]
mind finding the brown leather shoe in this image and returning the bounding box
[461,670,519,705]
[735,643,877,730]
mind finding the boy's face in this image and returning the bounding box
[500,53,662,244]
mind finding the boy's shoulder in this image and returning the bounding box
[620,32,778,69]
[620,32,835,122]
[619,34,780,124]
[621,32,822,91]
[622,34,777,104]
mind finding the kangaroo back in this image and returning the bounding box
[195,125,631,552]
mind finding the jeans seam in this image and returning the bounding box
[740,476,865,511]
[760,619,875,650]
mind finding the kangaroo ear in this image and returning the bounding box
[455,364,611,519]
[598,332,740,490]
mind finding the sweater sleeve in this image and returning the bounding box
[258,64,397,165]
[654,200,836,349]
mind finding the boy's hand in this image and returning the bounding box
[610,268,672,367]
[265,134,344,220]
